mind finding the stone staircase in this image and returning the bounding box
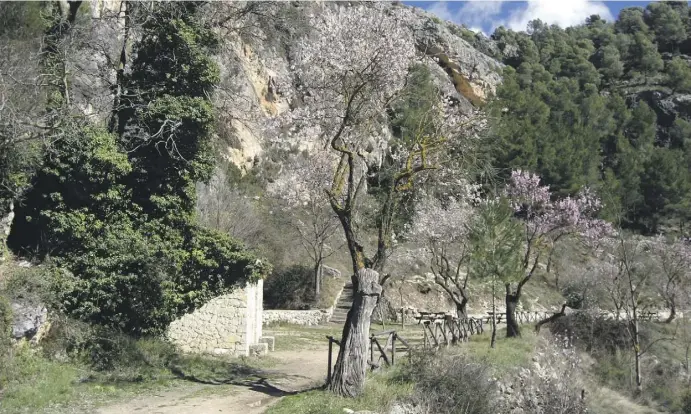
[329,282,353,324]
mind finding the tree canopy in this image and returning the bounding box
[490,3,691,235]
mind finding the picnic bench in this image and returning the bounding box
[639,311,658,321]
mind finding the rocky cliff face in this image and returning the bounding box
[67,1,502,173]
[213,2,502,172]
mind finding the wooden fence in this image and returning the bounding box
[326,309,566,382]
[326,330,412,385]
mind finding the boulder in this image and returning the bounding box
[388,403,424,414]
[322,265,341,279]
[11,301,48,341]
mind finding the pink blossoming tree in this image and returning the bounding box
[502,170,612,337]
[269,5,421,397]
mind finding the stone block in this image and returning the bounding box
[213,348,231,355]
[259,336,275,351]
[250,342,268,356]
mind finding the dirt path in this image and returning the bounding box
[96,346,328,414]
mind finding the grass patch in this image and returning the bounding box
[460,329,538,372]
[264,324,346,352]
[267,367,412,414]
[0,335,272,413]
[0,343,139,414]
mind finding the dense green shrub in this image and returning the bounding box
[7,3,271,336]
[264,265,315,310]
[550,312,630,354]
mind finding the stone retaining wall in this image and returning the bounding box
[166,280,263,356]
[263,309,332,326]
[263,282,345,326]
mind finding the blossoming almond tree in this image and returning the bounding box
[407,185,480,318]
[268,4,480,396]
[597,233,656,392]
[648,235,691,323]
[502,170,612,337]
[268,149,341,300]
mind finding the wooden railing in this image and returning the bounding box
[326,330,412,385]
[326,309,566,382]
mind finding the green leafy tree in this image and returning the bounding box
[630,31,664,82]
[615,7,650,36]
[468,199,523,347]
[8,2,270,335]
[627,101,658,151]
[118,2,220,228]
[665,57,691,93]
[640,148,691,233]
[595,44,625,82]
[670,117,691,149]
[646,2,687,52]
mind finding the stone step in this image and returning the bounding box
[327,283,354,324]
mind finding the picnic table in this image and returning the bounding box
[415,311,449,324]
[639,311,658,321]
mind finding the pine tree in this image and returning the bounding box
[631,31,664,82]
[646,2,687,52]
[665,57,691,93]
[595,44,625,82]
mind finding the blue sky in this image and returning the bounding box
[403,1,666,35]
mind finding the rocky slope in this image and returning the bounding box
[62,1,502,173]
[214,1,502,172]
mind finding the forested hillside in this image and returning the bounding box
[488,1,691,234]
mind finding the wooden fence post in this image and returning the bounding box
[370,335,375,370]
[392,333,396,366]
[326,336,333,385]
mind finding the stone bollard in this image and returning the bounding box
[250,342,269,356]
[259,336,275,352]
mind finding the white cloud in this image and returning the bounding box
[426,1,503,27]
[425,0,614,34]
[457,1,504,27]
[427,1,456,22]
[504,0,614,32]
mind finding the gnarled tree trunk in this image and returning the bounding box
[666,298,677,323]
[535,303,567,333]
[505,288,521,338]
[328,268,382,397]
[455,297,468,320]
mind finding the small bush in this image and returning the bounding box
[1,264,56,306]
[681,390,691,413]
[81,327,176,381]
[397,350,497,414]
[264,265,315,309]
[550,312,630,354]
[500,336,587,414]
